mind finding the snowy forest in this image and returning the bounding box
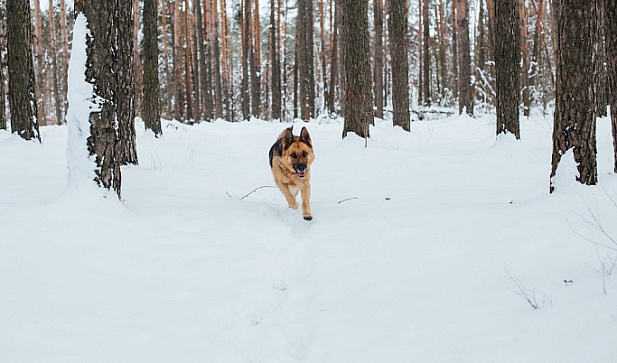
[2,0,617,361]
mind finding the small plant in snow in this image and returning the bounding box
[505,264,552,309]
[574,191,617,295]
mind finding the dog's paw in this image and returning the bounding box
[289,202,299,210]
[303,215,313,221]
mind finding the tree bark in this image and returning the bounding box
[0,2,6,130]
[374,0,384,119]
[456,0,473,115]
[48,0,62,125]
[7,0,40,141]
[495,0,521,138]
[143,0,162,136]
[423,0,431,106]
[605,0,617,172]
[388,0,411,131]
[298,0,316,120]
[342,0,373,139]
[117,0,137,165]
[270,0,282,120]
[550,0,598,191]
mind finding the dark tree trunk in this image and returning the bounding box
[495,0,521,138]
[193,0,204,121]
[342,0,373,139]
[116,0,137,165]
[83,1,122,196]
[596,1,608,117]
[388,0,410,131]
[337,0,346,114]
[327,0,339,114]
[423,0,431,106]
[550,0,598,191]
[143,0,162,136]
[456,0,473,115]
[605,0,617,172]
[49,0,62,125]
[297,0,315,120]
[0,2,6,130]
[7,0,40,141]
[211,0,224,119]
[241,0,250,120]
[374,0,384,119]
[451,0,459,98]
[270,0,282,120]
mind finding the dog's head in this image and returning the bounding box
[280,126,314,179]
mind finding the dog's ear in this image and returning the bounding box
[300,127,311,146]
[279,127,294,147]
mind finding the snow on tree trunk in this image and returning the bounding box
[65,13,98,189]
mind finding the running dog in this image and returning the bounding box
[269,126,314,220]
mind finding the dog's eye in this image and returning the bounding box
[291,153,297,158]
[302,151,307,157]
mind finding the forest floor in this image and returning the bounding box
[1,110,617,362]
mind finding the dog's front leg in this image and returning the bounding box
[300,184,312,220]
[275,180,299,210]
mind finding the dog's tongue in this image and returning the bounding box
[297,171,305,178]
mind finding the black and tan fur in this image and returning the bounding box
[269,126,314,220]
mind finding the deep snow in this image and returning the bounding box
[1,113,617,362]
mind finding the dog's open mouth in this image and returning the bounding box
[296,171,306,178]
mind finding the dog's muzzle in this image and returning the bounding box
[295,164,307,178]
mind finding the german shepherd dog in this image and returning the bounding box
[269,126,314,220]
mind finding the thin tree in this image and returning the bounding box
[550,0,598,191]
[241,0,251,120]
[374,0,384,119]
[388,0,411,131]
[422,0,431,105]
[211,0,224,119]
[7,0,40,141]
[605,0,617,172]
[59,0,69,117]
[342,0,373,139]
[32,0,45,124]
[495,0,521,138]
[518,0,531,116]
[48,0,62,125]
[117,0,137,165]
[143,0,162,136]
[270,0,282,120]
[456,0,473,115]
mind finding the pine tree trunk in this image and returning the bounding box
[83,1,122,196]
[550,0,598,191]
[193,0,203,121]
[337,0,346,114]
[32,0,46,125]
[184,2,194,121]
[530,0,545,107]
[596,2,608,117]
[456,0,473,115]
[59,0,69,119]
[451,0,459,98]
[298,0,315,120]
[423,0,431,106]
[241,0,251,120]
[518,0,531,116]
[327,0,338,114]
[418,0,424,105]
[438,0,448,103]
[7,0,40,141]
[251,0,262,117]
[605,0,617,172]
[117,0,137,165]
[143,0,162,136]
[342,0,373,139]
[373,0,384,119]
[388,0,411,131]
[495,0,521,138]
[49,0,62,125]
[211,0,224,119]
[270,0,282,120]
[133,0,143,117]
[0,2,6,130]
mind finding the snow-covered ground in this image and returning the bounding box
[1,112,617,362]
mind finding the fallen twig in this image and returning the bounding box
[338,197,359,204]
[240,185,276,200]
